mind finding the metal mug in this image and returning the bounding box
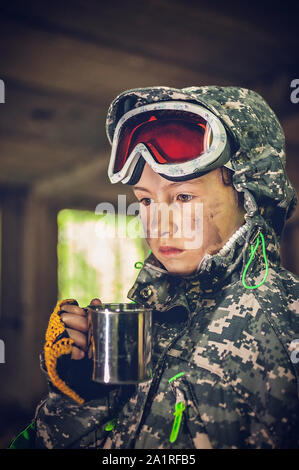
[87,303,152,384]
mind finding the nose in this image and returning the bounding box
[149,202,179,238]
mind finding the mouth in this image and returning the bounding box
[158,246,185,257]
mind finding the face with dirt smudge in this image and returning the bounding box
[133,162,246,275]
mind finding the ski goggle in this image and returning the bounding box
[108,101,232,185]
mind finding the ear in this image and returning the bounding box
[220,166,234,186]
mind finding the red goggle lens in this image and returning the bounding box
[113,110,212,173]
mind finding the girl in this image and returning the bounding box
[12,85,299,449]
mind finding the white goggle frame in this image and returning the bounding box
[108,101,232,184]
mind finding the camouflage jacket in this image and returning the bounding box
[32,86,299,449]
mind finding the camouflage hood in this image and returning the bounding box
[106,85,297,241]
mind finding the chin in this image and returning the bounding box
[154,252,199,276]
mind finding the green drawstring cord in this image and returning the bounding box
[242,231,269,289]
[134,250,152,270]
[169,401,186,443]
[134,261,144,269]
[9,421,35,448]
[168,372,185,383]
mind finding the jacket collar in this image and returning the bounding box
[127,214,280,314]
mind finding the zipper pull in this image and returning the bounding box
[249,225,261,245]
[169,401,186,443]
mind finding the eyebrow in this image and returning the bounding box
[133,181,201,192]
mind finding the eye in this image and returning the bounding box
[177,194,194,202]
[139,197,153,206]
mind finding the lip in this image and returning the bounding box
[158,246,185,256]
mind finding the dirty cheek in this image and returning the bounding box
[204,207,224,255]
[185,201,222,251]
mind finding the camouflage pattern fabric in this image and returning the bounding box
[31,86,299,449]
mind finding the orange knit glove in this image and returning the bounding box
[44,299,85,404]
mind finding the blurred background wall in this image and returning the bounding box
[0,0,298,448]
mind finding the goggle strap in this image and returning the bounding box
[125,157,146,185]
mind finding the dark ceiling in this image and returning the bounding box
[0,0,298,211]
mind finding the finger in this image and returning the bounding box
[90,298,102,306]
[61,313,88,332]
[71,345,85,360]
[66,328,87,351]
[88,342,93,359]
[59,299,79,308]
[59,304,87,316]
